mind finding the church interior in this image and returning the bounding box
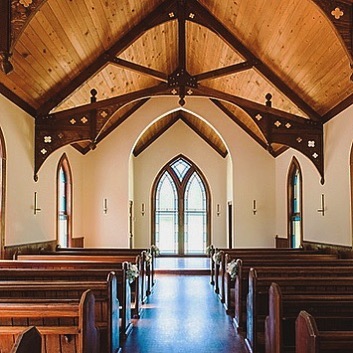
[1,0,353,352]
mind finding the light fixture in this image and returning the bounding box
[252,200,257,215]
[317,194,325,216]
[34,192,41,215]
[103,198,108,214]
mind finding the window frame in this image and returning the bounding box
[287,156,303,248]
[151,155,211,255]
[56,153,73,247]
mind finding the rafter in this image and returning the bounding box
[110,57,168,82]
[34,84,169,180]
[36,0,177,115]
[187,0,322,122]
[196,61,253,82]
[196,86,324,183]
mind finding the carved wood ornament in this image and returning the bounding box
[2,0,353,184]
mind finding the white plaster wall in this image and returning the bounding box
[81,96,276,248]
[0,94,84,246]
[0,94,277,248]
[132,119,228,249]
[275,104,353,246]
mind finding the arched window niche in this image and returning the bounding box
[151,155,210,255]
[287,157,303,248]
[56,153,73,248]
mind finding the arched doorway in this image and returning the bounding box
[152,155,210,255]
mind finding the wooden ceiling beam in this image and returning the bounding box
[133,114,180,157]
[211,99,269,153]
[110,57,168,82]
[187,0,322,122]
[34,84,169,180]
[179,113,228,157]
[196,61,253,82]
[37,0,177,116]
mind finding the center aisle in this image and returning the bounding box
[121,272,248,353]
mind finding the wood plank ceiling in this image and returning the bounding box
[1,0,353,183]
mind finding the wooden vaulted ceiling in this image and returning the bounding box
[1,0,353,183]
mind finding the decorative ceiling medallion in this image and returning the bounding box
[40,148,47,155]
[285,123,291,129]
[101,111,108,118]
[81,117,88,124]
[58,133,64,139]
[43,136,51,143]
[189,13,195,19]
[169,12,175,18]
[308,140,315,147]
[274,120,281,128]
[187,89,193,95]
[296,137,303,143]
[312,153,319,159]
[171,89,177,95]
[70,118,76,125]
[255,114,263,121]
[331,7,344,19]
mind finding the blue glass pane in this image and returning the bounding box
[170,158,191,181]
[184,172,207,254]
[155,171,178,254]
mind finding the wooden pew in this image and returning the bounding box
[0,272,122,353]
[246,272,353,353]
[215,249,336,301]
[233,258,353,331]
[15,254,143,319]
[209,247,315,291]
[266,282,353,353]
[296,311,353,353]
[10,326,41,353]
[0,289,99,353]
[53,246,156,293]
[0,265,131,337]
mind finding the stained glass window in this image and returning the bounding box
[153,156,209,255]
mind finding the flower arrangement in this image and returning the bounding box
[145,251,152,264]
[127,263,139,283]
[206,245,214,256]
[212,250,222,265]
[151,244,160,257]
[226,259,238,280]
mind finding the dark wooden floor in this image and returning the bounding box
[121,258,248,353]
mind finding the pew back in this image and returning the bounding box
[296,311,353,353]
[0,289,99,353]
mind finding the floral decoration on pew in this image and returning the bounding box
[127,263,140,283]
[213,250,222,265]
[151,244,160,257]
[226,259,238,280]
[145,251,153,264]
[206,245,214,256]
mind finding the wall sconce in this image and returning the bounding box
[141,203,145,216]
[252,200,257,215]
[103,198,108,214]
[317,194,325,216]
[216,204,220,217]
[34,192,41,215]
